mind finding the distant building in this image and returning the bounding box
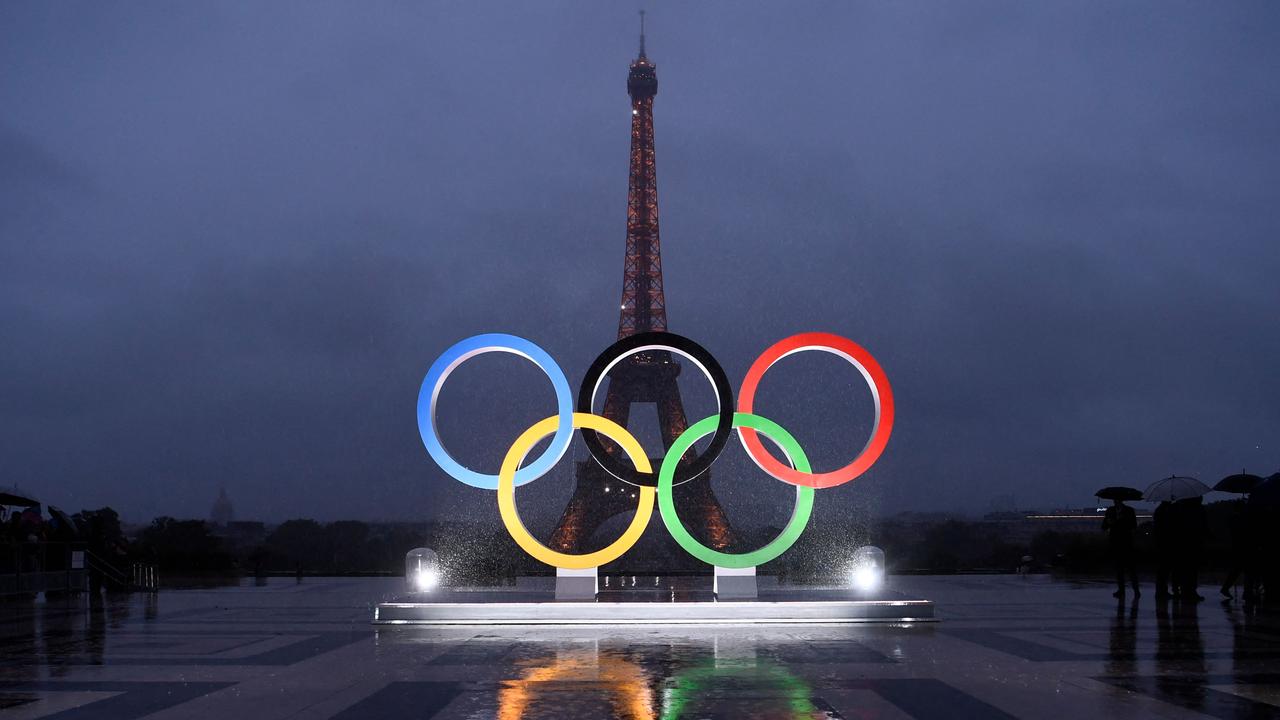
[886,511,960,527]
[210,488,234,527]
[985,507,1152,544]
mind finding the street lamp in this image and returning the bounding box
[405,548,440,593]
[848,546,884,595]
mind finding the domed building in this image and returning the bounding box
[210,488,234,527]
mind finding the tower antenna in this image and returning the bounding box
[638,10,646,58]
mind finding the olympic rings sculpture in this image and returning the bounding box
[417,330,894,570]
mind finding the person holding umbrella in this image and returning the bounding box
[1098,487,1142,598]
[1174,496,1209,601]
[1144,476,1212,601]
[1214,471,1264,602]
[1153,500,1176,599]
[1249,472,1280,603]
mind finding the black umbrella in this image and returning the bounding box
[0,485,40,507]
[47,506,79,538]
[1214,471,1265,494]
[1250,473,1280,507]
[1096,486,1144,501]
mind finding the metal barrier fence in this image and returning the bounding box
[0,542,159,596]
[0,541,88,596]
[131,562,159,591]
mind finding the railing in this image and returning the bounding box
[83,549,158,593]
[131,562,159,591]
[0,543,160,596]
[0,541,88,596]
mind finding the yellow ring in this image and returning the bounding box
[498,412,654,569]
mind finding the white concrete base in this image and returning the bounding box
[373,596,934,625]
[554,567,598,601]
[713,566,757,600]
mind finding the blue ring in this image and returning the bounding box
[417,334,574,490]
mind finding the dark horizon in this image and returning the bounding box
[2,3,1278,527]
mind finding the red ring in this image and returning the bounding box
[737,332,894,489]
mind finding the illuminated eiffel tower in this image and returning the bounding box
[548,14,736,566]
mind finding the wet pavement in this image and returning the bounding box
[0,575,1277,718]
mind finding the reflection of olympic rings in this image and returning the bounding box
[417,330,893,568]
[661,658,816,720]
[578,331,734,488]
[498,651,653,720]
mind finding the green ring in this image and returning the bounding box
[658,412,815,569]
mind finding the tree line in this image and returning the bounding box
[107,499,1249,583]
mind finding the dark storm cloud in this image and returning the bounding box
[1,2,1277,523]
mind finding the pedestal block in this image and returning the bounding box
[713,566,757,600]
[555,567,598,601]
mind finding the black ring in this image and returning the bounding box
[577,331,734,487]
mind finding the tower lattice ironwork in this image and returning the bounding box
[549,16,736,564]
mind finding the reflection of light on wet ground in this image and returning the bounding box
[659,659,826,720]
[491,641,835,720]
[2,576,1279,718]
[498,649,653,720]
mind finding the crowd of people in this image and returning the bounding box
[4,506,51,544]
[1104,494,1276,605]
[0,505,78,572]
[0,504,127,579]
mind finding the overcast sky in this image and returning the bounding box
[2,2,1277,529]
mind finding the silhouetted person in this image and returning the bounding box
[1103,498,1139,598]
[1153,500,1176,598]
[1173,497,1208,601]
[86,512,106,597]
[17,507,44,572]
[1255,497,1280,605]
[44,513,71,573]
[1220,500,1259,602]
[5,515,22,570]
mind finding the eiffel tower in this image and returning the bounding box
[548,15,736,567]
